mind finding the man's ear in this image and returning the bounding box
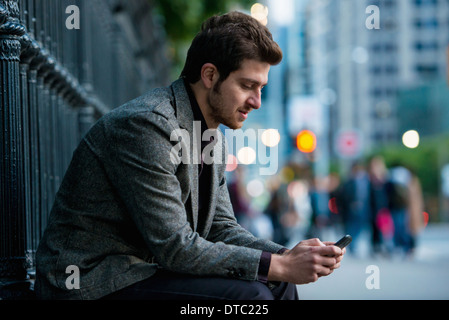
[200,63,219,89]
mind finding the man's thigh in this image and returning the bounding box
[102,270,294,300]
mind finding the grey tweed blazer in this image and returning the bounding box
[35,78,284,300]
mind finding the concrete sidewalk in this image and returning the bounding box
[298,223,449,300]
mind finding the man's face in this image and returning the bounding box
[207,59,270,129]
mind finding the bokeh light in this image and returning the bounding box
[296,130,317,153]
[251,3,268,26]
[237,147,256,164]
[225,154,238,172]
[247,179,265,198]
[402,130,420,148]
[261,129,281,147]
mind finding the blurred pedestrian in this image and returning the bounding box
[406,168,425,257]
[327,172,344,227]
[265,182,290,246]
[386,166,413,256]
[367,156,391,256]
[307,176,331,240]
[339,161,371,256]
[228,166,252,227]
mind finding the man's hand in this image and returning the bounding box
[268,238,345,285]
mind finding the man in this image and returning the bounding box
[35,11,344,300]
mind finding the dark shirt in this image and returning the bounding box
[183,78,275,283]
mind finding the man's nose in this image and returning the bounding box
[247,90,262,109]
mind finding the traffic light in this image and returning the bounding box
[296,130,317,153]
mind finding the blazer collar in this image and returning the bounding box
[171,78,194,133]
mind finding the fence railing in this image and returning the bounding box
[0,0,170,297]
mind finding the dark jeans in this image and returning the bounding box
[101,269,298,300]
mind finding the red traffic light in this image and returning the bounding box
[296,130,317,153]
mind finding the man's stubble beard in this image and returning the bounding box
[207,81,243,130]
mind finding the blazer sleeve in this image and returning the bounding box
[91,107,264,281]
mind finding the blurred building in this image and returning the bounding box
[284,0,449,171]
[397,81,449,137]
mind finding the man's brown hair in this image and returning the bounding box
[180,11,283,84]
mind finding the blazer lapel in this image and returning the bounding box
[170,79,199,231]
[170,79,228,237]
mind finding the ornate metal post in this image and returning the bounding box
[0,0,32,298]
[20,34,41,274]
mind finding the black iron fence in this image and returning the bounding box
[0,0,170,298]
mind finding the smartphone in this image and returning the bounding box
[334,235,352,249]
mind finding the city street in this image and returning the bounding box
[297,223,449,300]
